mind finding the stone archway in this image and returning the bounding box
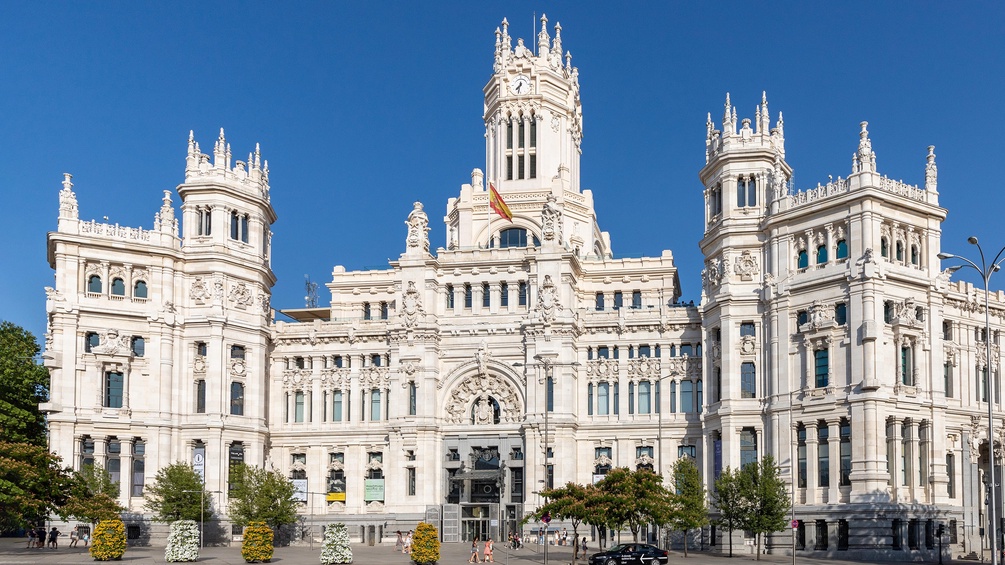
[443,361,523,425]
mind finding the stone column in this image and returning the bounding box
[889,418,903,502]
[828,419,841,503]
[807,430,819,504]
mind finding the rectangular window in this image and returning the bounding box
[241,214,249,243]
[631,290,642,309]
[107,439,121,495]
[840,421,851,486]
[628,382,635,414]
[131,439,145,497]
[613,382,619,415]
[332,390,343,421]
[407,467,416,496]
[595,293,604,311]
[511,467,524,503]
[587,383,594,416]
[740,428,757,468]
[500,282,508,307]
[901,346,913,385]
[818,424,830,487]
[370,389,381,421]
[797,426,807,488]
[464,284,472,308]
[943,320,952,341]
[519,282,527,306]
[741,362,756,398]
[597,382,609,415]
[815,520,828,550]
[530,120,536,147]
[815,349,829,387]
[529,154,536,179]
[228,442,244,492]
[518,155,525,179]
[546,464,554,490]
[613,291,623,310]
[838,520,849,551]
[294,391,305,423]
[105,371,124,408]
[231,345,246,359]
[597,346,609,359]
[680,380,694,413]
[482,283,490,307]
[380,302,389,320]
[947,453,956,498]
[638,381,651,414]
[518,121,525,149]
[506,156,513,180]
[196,379,206,413]
[546,377,554,412]
[408,382,417,416]
[892,519,902,550]
[740,322,756,337]
[835,302,847,325]
[230,382,245,415]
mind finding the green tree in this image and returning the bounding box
[527,482,599,564]
[145,462,211,523]
[0,321,50,446]
[61,463,124,524]
[0,439,74,529]
[228,464,299,530]
[739,455,790,560]
[595,467,671,541]
[711,466,747,558]
[668,457,709,557]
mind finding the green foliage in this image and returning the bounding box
[0,320,50,446]
[320,522,352,564]
[0,439,74,530]
[594,468,672,541]
[89,518,127,561]
[145,462,211,523]
[527,482,598,564]
[228,464,299,530]
[668,457,709,556]
[165,520,200,562]
[61,463,124,525]
[711,466,747,558]
[410,521,440,565]
[738,455,790,559]
[241,521,274,563]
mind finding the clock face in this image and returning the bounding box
[510,75,531,95]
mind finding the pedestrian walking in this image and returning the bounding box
[48,527,60,549]
[36,527,46,548]
[69,528,79,547]
[483,537,494,563]
[404,530,412,554]
[580,536,588,559]
[26,528,36,548]
[395,530,403,552]
[468,538,480,563]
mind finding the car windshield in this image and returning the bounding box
[608,544,631,553]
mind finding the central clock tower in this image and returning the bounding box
[483,15,583,193]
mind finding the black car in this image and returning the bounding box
[588,543,669,565]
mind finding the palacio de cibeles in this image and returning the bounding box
[40,15,1005,562]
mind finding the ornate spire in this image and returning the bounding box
[552,21,562,56]
[706,112,713,138]
[925,145,938,192]
[155,189,177,235]
[213,128,227,168]
[760,91,770,134]
[58,172,78,219]
[722,93,733,135]
[857,121,876,173]
[538,13,550,56]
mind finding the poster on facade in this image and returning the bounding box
[327,475,346,502]
[193,446,205,483]
[292,479,308,502]
[364,478,385,501]
[592,474,605,485]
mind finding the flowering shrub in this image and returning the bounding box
[165,520,200,562]
[320,522,353,564]
[89,519,127,561]
[241,522,274,563]
[410,522,440,565]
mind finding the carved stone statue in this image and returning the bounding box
[541,194,563,242]
[401,281,424,327]
[405,201,430,253]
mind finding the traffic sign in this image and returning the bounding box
[791,520,799,529]
[543,513,552,524]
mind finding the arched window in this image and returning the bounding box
[881,238,889,258]
[896,241,904,261]
[797,250,809,269]
[910,245,919,265]
[133,280,148,298]
[736,176,757,207]
[88,275,103,293]
[230,382,245,415]
[495,227,540,248]
[816,245,828,264]
[111,278,125,296]
[836,239,848,260]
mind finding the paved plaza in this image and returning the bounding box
[0,537,958,565]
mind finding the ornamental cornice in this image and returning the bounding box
[360,367,391,389]
[586,359,619,382]
[319,369,351,390]
[282,369,312,391]
[627,358,660,380]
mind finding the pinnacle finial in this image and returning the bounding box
[188,130,194,142]
[762,91,767,105]
[538,13,550,54]
[925,145,938,191]
[62,173,73,190]
[219,127,225,141]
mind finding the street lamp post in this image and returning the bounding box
[181,488,206,549]
[939,236,1005,565]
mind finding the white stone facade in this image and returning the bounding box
[43,15,1005,560]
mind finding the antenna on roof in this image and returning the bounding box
[533,11,536,56]
[304,275,319,308]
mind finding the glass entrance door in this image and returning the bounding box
[462,504,490,542]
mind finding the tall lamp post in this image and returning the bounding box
[181,488,207,549]
[939,236,1005,565]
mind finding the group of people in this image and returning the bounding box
[467,537,494,563]
[394,530,413,554]
[25,527,62,549]
[25,526,89,550]
[507,532,523,549]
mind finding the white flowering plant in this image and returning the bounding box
[165,520,200,562]
[320,522,353,564]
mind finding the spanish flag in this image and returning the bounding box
[489,183,513,221]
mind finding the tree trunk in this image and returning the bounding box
[755,533,761,561]
[571,527,579,565]
[683,528,689,557]
[728,527,733,557]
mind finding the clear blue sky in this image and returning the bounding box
[2,1,1003,343]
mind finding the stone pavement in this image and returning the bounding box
[0,537,951,565]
